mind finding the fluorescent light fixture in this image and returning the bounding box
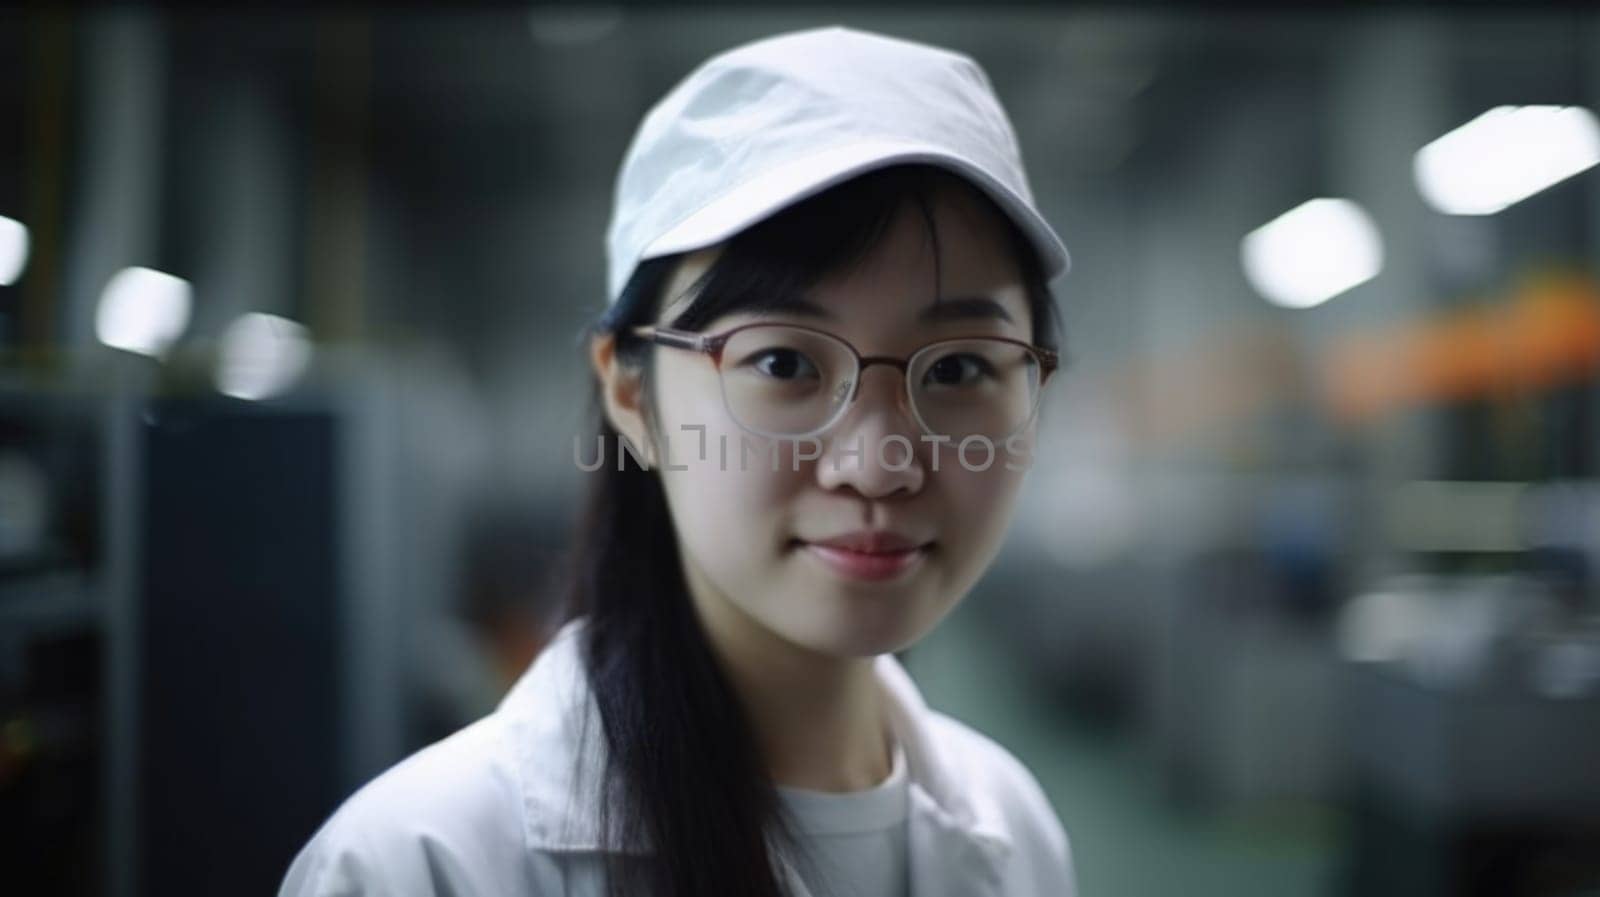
[95,267,192,357]
[1415,105,1600,215]
[215,312,312,401]
[1241,198,1384,309]
[0,216,28,286]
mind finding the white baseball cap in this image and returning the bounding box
[603,24,1071,308]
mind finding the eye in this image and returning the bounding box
[747,347,822,381]
[923,352,995,387]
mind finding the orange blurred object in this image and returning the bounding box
[1323,270,1600,423]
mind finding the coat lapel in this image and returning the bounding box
[906,785,1008,897]
[773,851,818,897]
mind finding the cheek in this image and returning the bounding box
[659,460,808,625]
[653,368,805,582]
[651,357,726,451]
[661,451,787,544]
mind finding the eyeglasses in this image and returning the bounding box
[629,321,1058,442]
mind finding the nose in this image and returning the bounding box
[814,363,926,499]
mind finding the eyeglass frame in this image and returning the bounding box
[627,321,1060,441]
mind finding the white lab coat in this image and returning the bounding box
[278,617,1077,896]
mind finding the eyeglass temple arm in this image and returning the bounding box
[629,325,709,351]
[1038,347,1060,378]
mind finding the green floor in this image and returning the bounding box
[901,601,1343,897]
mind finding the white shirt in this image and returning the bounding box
[777,736,911,897]
[278,617,1076,897]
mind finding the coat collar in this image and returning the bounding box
[497,616,1015,890]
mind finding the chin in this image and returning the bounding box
[787,607,935,659]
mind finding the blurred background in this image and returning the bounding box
[3,4,1600,896]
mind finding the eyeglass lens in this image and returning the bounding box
[716,324,1042,440]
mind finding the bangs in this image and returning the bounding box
[667,165,942,332]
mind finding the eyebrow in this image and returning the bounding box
[754,294,1016,325]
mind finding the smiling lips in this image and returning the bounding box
[797,530,933,582]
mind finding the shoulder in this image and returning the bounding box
[277,714,558,897]
[924,710,1078,895]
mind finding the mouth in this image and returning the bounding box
[790,537,935,583]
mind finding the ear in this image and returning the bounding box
[589,332,654,468]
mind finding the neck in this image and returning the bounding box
[688,571,892,792]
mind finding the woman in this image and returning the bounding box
[281,24,1077,897]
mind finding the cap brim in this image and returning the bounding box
[637,139,1070,287]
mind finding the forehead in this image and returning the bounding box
[658,179,1030,330]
